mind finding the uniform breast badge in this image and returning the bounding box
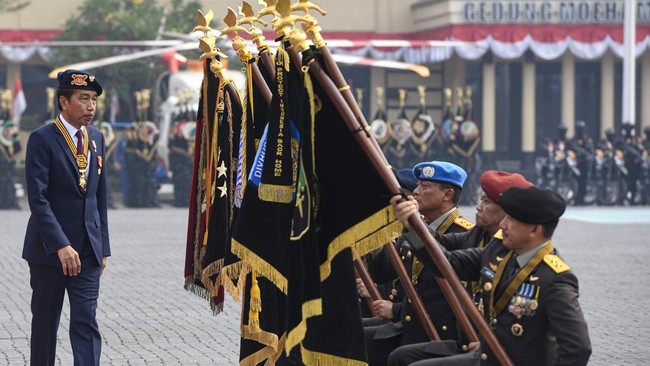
[511,323,524,337]
[508,283,539,319]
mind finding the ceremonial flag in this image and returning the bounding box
[296,47,400,365]
[231,44,299,365]
[12,76,27,127]
[184,56,243,314]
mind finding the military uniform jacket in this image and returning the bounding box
[372,209,473,345]
[407,231,591,366]
[23,123,110,267]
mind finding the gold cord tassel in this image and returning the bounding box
[249,272,262,333]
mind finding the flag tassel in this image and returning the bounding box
[249,272,262,333]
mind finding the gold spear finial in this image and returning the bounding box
[193,9,215,37]
[257,0,278,19]
[222,7,250,36]
[273,0,305,35]
[290,0,326,16]
[238,1,268,28]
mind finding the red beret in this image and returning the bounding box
[480,170,533,205]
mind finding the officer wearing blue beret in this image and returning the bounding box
[23,69,110,365]
[364,161,475,366]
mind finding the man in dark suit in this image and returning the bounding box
[391,186,591,365]
[23,69,110,366]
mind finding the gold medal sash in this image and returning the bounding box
[54,117,89,190]
[489,241,553,320]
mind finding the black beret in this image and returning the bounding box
[500,186,566,224]
[395,168,418,192]
[57,69,103,96]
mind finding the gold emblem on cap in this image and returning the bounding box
[71,74,89,87]
[511,323,524,336]
[483,282,493,292]
[89,75,95,82]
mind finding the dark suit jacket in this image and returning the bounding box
[23,122,111,267]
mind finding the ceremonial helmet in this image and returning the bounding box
[557,124,568,140]
[138,121,160,144]
[100,121,116,147]
[643,125,650,139]
[604,127,616,142]
[0,119,18,147]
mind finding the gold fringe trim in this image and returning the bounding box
[241,324,279,350]
[320,205,401,281]
[231,238,288,294]
[221,261,250,303]
[200,258,224,298]
[266,333,286,366]
[239,344,276,366]
[183,276,224,316]
[300,344,368,366]
[285,298,323,355]
[259,183,295,203]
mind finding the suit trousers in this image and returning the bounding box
[29,251,101,366]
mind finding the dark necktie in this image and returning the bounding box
[497,256,519,296]
[75,130,83,155]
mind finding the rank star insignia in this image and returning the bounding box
[216,161,227,178]
[217,182,228,198]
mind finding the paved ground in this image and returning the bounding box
[2,204,650,365]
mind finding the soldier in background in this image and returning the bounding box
[0,118,21,209]
[168,92,195,207]
[568,121,594,205]
[620,123,644,205]
[124,123,140,207]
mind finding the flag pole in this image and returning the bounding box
[222,7,273,105]
[298,3,481,347]
[287,20,513,366]
[352,260,383,318]
[282,28,442,342]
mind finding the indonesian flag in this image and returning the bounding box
[12,76,27,127]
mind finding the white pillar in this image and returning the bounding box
[642,52,650,128]
[522,61,535,153]
[482,62,496,153]
[600,52,615,136]
[622,0,636,125]
[562,53,576,136]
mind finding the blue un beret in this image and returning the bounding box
[395,168,418,192]
[57,69,103,96]
[501,186,566,224]
[413,161,467,189]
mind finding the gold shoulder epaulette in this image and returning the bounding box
[493,229,503,240]
[543,254,570,274]
[454,217,475,231]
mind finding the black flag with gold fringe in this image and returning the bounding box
[296,46,401,365]
[184,55,228,314]
[231,41,302,365]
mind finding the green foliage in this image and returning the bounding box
[50,0,205,121]
[0,0,29,12]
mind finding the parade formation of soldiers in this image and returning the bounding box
[371,86,482,206]
[536,121,650,206]
[0,89,21,210]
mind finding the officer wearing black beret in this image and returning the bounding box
[392,186,591,365]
